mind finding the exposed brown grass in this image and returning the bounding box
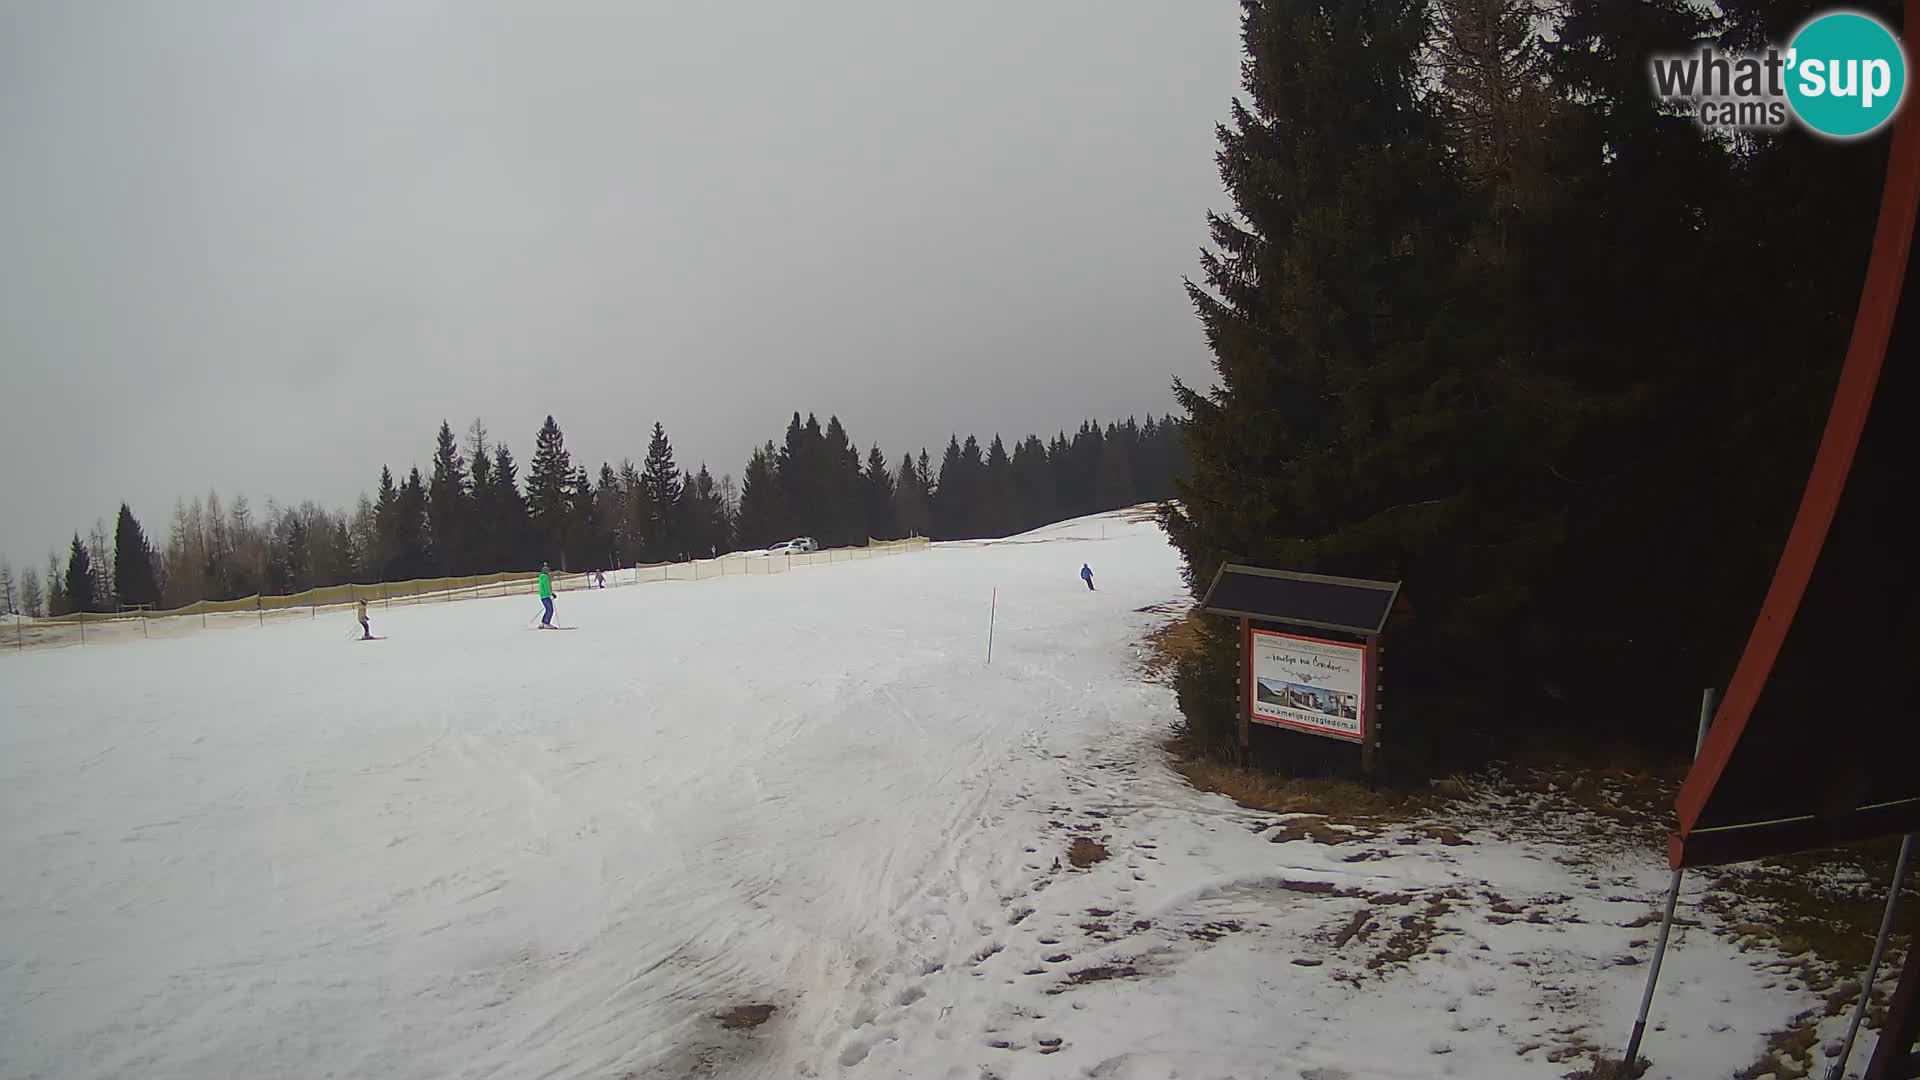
[1139,610,1205,681]
[1066,964,1138,985]
[1068,837,1109,869]
[1562,1055,1650,1080]
[1734,1014,1821,1080]
[714,1004,775,1031]
[1166,744,1435,820]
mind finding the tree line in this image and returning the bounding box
[1164,0,1889,774]
[4,412,1183,616]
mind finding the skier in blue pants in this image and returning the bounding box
[1081,563,1095,591]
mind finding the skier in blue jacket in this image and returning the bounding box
[1080,563,1095,591]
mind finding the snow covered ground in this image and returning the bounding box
[0,509,1871,1079]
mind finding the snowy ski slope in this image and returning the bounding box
[0,509,1838,1079]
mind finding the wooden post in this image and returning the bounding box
[79,613,86,645]
[257,595,263,627]
[1237,618,1251,765]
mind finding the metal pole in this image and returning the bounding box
[1828,833,1917,1080]
[1694,686,1717,757]
[1623,687,1718,1066]
[987,588,997,665]
[79,613,85,645]
[1237,618,1250,766]
[15,614,21,651]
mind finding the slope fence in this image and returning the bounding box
[3,536,931,654]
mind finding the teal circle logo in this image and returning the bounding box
[1787,11,1908,138]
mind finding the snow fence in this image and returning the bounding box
[3,536,931,653]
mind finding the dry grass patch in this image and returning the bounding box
[1167,744,1439,821]
[1734,1015,1821,1080]
[1139,610,1206,681]
[1562,1055,1650,1080]
[1066,964,1138,985]
[714,1004,776,1031]
[1068,837,1109,869]
[1269,818,1376,845]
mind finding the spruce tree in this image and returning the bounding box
[931,437,966,540]
[1096,420,1135,511]
[467,424,495,571]
[64,535,95,614]
[113,503,161,609]
[891,452,926,538]
[373,467,400,579]
[983,436,1016,536]
[617,459,648,564]
[862,445,896,540]
[1011,435,1052,531]
[641,422,683,560]
[491,444,530,570]
[736,443,783,549]
[427,420,468,576]
[396,468,432,580]
[0,561,13,616]
[677,465,727,558]
[526,416,574,565]
[1163,0,1482,769]
[821,416,864,547]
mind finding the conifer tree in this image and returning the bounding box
[492,444,530,570]
[862,445,896,540]
[113,503,161,609]
[64,535,95,614]
[427,420,468,575]
[641,422,683,560]
[1163,0,1481,768]
[526,416,574,564]
[373,467,400,579]
[736,443,784,549]
[467,422,495,571]
[983,436,1016,537]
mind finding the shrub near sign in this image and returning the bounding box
[1246,628,1368,743]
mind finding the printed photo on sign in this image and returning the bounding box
[1248,630,1365,741]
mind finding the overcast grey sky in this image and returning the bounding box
[0,2,1241,569]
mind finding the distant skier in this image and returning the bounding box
[1081,563,1095,591]
[538,563,555,627]
[595,569,606,590]
[356,597,373,640]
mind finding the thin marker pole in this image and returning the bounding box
[1623,687,1718,1066]
[1827,833,1917,1080]
[987,588,997,665]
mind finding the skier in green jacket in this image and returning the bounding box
[538,563,555,627]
